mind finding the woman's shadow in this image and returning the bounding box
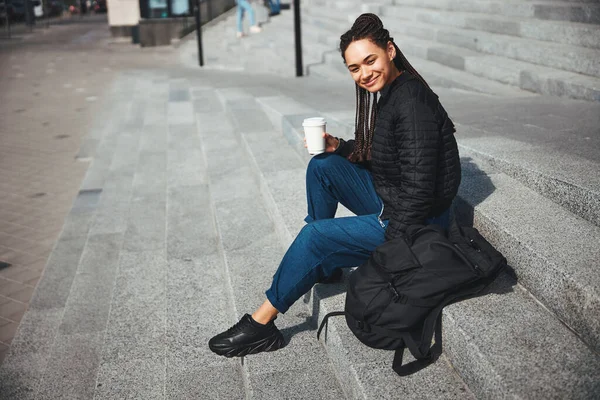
[454,156,518,291]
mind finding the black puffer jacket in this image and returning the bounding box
[336,72,461,240]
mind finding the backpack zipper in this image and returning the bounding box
[452,243,481,275]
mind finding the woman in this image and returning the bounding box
[209,13,461,357]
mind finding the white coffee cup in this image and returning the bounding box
[302,117,327,155]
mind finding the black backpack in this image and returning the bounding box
[317,221,506,376]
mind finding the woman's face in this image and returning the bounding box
[344,39,400,93]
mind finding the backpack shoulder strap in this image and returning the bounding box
[316,311,346,340]
[392,345,436,376]
[392,311,443,376]
[393,285,488,376]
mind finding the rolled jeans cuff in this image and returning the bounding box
[265,289,290,314]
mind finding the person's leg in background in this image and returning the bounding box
[235,0,245,37]
[267,0,280,16]
[236,0,262,37]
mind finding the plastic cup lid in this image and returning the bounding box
[302,117,326,127]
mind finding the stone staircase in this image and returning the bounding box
[300,0,600,101]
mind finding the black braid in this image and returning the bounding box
[354,86,365,157]
[340,13,430,162]
[392,42,430,90]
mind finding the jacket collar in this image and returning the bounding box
[379,71,415,100]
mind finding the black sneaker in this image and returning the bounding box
[208,314,285,357]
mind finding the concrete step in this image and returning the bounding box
[439,92,600,226]
[306,11,507,91]
[201,86,346,399]
[317,47,538,100]
[381,29,600,100]
[307,4,600,80]
[253,25,336,65]
[306,62,349,82]
[301,6,600,101]
[302,12,353,36]
[199,13,335,76]
[220,87,476,399]
[196,3,595,101]
[392,34,600,101]
[319,49,538,98]
[301,12,542,98]
[380,5,600,50]
[458,139,600,227]
[456,150,600,352]
[388,0,600,24]
[252,89,600,398]
[379,16,600,78]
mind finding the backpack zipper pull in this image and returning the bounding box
[387,282,400,302]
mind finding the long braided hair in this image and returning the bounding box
[340,13,430,163]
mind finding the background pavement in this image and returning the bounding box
[0,13,177,364]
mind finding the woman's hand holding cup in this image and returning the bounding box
[303,133,339,153]
[324,133,339,153]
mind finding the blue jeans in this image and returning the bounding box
[267,0,280,13]
[265,153,450,313]
[235,0,255,32]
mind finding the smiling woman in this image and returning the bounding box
[208,13,461,359]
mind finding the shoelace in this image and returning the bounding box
[224,319,247,335]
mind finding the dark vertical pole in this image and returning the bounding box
[139,0,148,18]
[25,0,33,31]
[194,0,204,66]
[293,0,302,77]
[6,10,10,38]
[45,0,49,28]
[4,0,10,38]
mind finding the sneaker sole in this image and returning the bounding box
[210,332,285,358]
